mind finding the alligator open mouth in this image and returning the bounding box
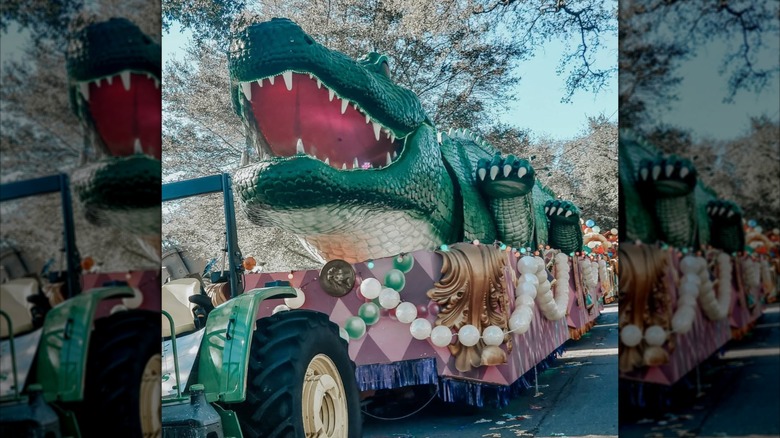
[241,71,404,170]
[78,70,161,160]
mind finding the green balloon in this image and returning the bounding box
[393,253,415,273]
[358,302,381,325]
[384,269,406,292]
[344,316,367,339]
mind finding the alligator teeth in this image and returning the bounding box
[392,151,398,159]
[324,157,330,165]
[386,152,392,166]
[154,79,160,89]
[437,132,442,143]
[282,71,293,91]
[257,78,263,88]
[353,157,359,168]
[316,78,322,89]
[565,210,573,217]
[652,165,661,180]
[390,133,396,143]
[341,99,349,114]
[478,168,486,181]
[489,166,499,180]
[545,206,550,214]
[372,122,381,141]
[94,78,101,88]
[120,71,131,91]
[106,75,113,85]
[557,207,564,215]
[640,168,648,180]
[342,163,347,170]
[680,167,689,178]
[268,76,275,85]
[308,73,313,79]
[134,138,143,154]
[365,114,370,124]
[503,165,512,177]
[296,138,305,154]
[518,167,527,178]
[727,210,734,218]
[79,82,89,101]
[665,164,674,178]
[328,89,335,101]
[241,82,252,101]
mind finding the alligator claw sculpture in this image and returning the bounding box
[229,18,583,263]
[65,18,161,237]
[620,129,745,253]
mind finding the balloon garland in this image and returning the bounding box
[275,247,575,347]
[697,253,731,320]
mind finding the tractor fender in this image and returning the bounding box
[37,286,135,402]
[197,286,297,403]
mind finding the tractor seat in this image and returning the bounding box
[0,278,38,338]
[161,278,200,337]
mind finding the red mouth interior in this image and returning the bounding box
[86,72,161,160]
[249,73,400,169]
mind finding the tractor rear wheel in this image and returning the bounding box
[231,310,361,438]
[77,310,160,438]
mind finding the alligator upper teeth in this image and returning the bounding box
[242,72,408,171]
[76,70,160,102]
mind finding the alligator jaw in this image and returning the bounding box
[74,69,161,161]
[239,71,406,171]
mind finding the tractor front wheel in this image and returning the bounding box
[76,310,160,438]
[231,310,361,438]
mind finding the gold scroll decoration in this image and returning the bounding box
[426,243,511,372]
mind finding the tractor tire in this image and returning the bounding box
[231,310,362,438]
[76,310,160,438]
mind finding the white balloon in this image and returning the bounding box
[535,270,549,284]
[620,324,643,347]
[517,306,534,324]
[410,318,432,340]
[359,278,382,299]
[520,273,539,286]
[518,294,535,308]
[518,256,537,274]
[680,257,698,275]
[644,325,667,346]
[458,324,480,346]
[517,282,537,299]
[534,256,546,272]
[430,325,453,347]
[678,294,697,307]
[508,311,525,332]
[482,325,505,346]
[395,302,418,323]
[515,319,531,335]
[679,281,699,298]
[272,304,290,314]
[284,289,306,309]
[672,307,696,333]
[681,274,701,287]
[537,280,551,294]
[378,288,401,309]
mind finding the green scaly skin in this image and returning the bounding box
[66,18,161,236]
[619,129,745,252]
[229,18,583,262]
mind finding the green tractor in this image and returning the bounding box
[0,174,160,437]
[161,173,362,437]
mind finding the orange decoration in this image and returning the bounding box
[81,256,94,271]
[243,256,256,270]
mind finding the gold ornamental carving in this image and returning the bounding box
[427,243,511,372]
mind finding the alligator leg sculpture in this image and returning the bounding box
[619,129,745,253]
[65,17,161,254]
[228,18,583,263]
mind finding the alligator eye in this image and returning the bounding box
[380,60,390,78]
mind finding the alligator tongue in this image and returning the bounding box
[85,72,161,159]
[249,73,397,169]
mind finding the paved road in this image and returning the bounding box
[619,302,780,438]
[362,304,619,438]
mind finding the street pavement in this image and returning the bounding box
[619,302,780,438]
[361,303,619,438]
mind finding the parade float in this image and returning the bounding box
[0,18,161,437]
[618,130,777,394]
[159,18,612,437]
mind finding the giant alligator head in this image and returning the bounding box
[66,17,161,238]
[229,18,457,262]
